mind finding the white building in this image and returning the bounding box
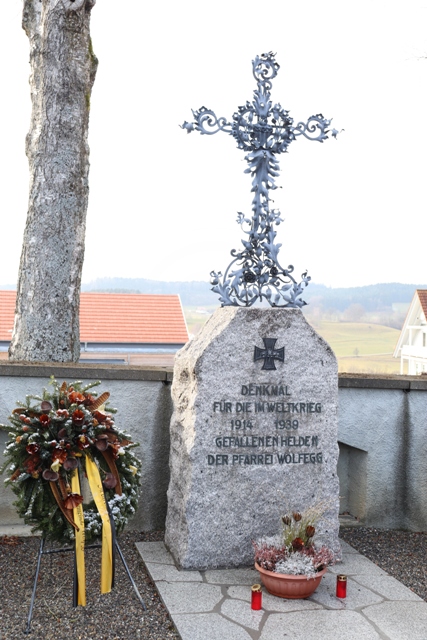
[394,290,427,374]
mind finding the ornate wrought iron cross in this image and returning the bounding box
[182,52,337,308]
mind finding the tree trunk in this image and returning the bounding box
[9,0,97,362]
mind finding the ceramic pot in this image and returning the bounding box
[255,562,327,599]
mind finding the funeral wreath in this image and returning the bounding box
[0,377,141,544]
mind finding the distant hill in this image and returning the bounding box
[81,278,214,307]
[303,282,426,312]
[81,278,427,311]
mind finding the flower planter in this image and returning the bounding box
[255,562,327,599]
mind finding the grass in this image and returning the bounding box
[307,321,401,374]
[310,321,400,357]
[184,305,218,337]
[336,353,400,375]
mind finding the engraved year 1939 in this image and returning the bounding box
[274,419,299,430]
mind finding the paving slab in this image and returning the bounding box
[227,586,322,613]
[310,572,384,610]
[327,552,387,576]
[172,613,253,640]
[145,562,203,582]
[221,599,264,631]
[155,582,224,614]
[339,539,360,554]
[135,540,174,564]
[353,574,423,601]
[259,610,381,640]
[136,540,427,640]
[204,568,258,585]
[363,601,427,640]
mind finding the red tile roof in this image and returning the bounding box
[0,291,15,342]
[417,290,427,318]
[0,291,188,345]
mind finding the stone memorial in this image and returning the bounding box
[165,306,340,569]
[165,53,340,569]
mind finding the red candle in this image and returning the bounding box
[251,584,262,610]
[336,574,347,598]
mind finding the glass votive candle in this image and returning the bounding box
[251,584,262,610]
[336,574,347,598]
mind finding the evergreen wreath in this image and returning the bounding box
[0,377,141,544]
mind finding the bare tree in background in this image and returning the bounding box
[9,0,97,362]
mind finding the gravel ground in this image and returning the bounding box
[2,528,426,639]
[340,527,427,600]
[0,531,179,640]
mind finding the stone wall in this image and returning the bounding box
[338,374,427,531]
[0,362,173,531]
[1,362,427,532]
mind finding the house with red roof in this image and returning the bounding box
[0,291,189,365]
[394,290,427,374]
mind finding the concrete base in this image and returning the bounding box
[339,514,364,528]
[0,523,37,537]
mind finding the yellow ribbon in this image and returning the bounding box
[71,469,86,606]
[85,456,113,594]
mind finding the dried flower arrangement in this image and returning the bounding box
[253,503,335,578]
[0,377,141,544]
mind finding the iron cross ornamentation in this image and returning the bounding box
[254,338,285,371]
[182,52,338,308]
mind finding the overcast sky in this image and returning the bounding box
[1,0,426,289]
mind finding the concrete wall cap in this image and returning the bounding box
[0,361,173,382]
[338,373,427,390]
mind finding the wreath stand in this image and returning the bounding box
[24,507,146,635]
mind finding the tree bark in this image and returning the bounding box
[9,0,97,362]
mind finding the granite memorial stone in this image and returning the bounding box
[165,307,340,569]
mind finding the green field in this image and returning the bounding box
[337,353,400,374]
[299,321,401,374]
[184,309,402,375]
[311,321,400,357]
[184,305,218,337]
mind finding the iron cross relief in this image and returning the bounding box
[254,338,285,371]
[181,52,338,309]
